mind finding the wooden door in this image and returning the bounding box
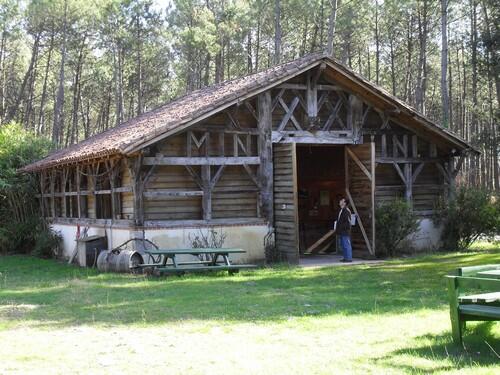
[273,143,299,263]
[345,142,376,256]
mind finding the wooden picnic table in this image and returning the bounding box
[459,292,500,303]
[138,248,256,275]
[477,270,500,279]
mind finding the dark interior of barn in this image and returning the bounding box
[296,145,345,255]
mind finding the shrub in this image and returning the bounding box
[435,187,500,251]
[0,123,51,255]
[375,199,419,257]
[31,227,63,259]
[188,228,227,261]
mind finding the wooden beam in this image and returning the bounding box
[144,156,261,166]
[404,163,413,204]
[50,169,56,217]
[306,70,318,120]
[323,99,343,130]
[39,170,46,217]
[345,188,373,255]
[143,190,203,198]
[277,96,301,131]
[210,165,225,189]
[376,156,444,163]
[392,162,407,184]
[225,109,241,130]
[244,101,258,121]
[61,168,68,217]
[381,134,387,157]
[126,155,145,226]
[201,164,211,220]
[317,84,342,91]
[346,147,372,181]
[276,83,307,90]
[412,163,425,183]
[75,166,81,218]
[349,94,363,142]
[257,91,274,225]
[243,164,260,188]
[306,230,335,254]
[184,165,203,189]
[371,140,376,255]
[192,126,260,135]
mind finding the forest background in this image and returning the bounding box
[0,0,497,189]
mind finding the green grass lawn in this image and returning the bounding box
[1,244,499,374]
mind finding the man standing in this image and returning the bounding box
[335,197,352,262]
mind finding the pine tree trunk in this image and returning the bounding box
[415,0,428,114]
[326,0,338,56]
[38,32,54,135]
[441,0,449,127]
[274,0,281,64]
[53,0,68,147]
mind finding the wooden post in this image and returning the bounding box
[108,159,120,220]
[404,163,413,206]
[89,163,97,219]
[127,155,145,226]
[349,94,363,142]
[39,171,46,217]
[448,156,456,200]
[257,91,274,226]
[50,169,56,218]
[306,70,318,124]
[202,165,212,220]
[371,139,376,255]
[61,168,68,217]
[76,165,82,218]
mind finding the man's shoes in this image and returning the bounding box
[340,258,352,263]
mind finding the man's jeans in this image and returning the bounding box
[340,235,352,261]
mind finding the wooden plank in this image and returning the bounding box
[273,143,299,263]
[306,230,335,254]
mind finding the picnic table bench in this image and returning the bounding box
[136,248,257,275]
[446,264,500,345]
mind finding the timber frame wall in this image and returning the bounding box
[36,63,467,257]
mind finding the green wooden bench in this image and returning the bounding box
[446,264,500,345]
[136,248,257,275]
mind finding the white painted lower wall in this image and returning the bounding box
[51,223,269,264]
[404,218,443,252]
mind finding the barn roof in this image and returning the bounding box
[22,52,475,172]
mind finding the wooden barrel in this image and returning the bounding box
[97,250,144,273]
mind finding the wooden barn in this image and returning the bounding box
[22,53,477,263]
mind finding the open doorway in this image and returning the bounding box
[296,145,345,256]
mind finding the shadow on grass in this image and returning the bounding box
[1,250,500,328]
[374,323,500,373]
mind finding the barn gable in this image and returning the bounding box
[24,53,476,263]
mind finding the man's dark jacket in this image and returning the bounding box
[335,208,352,236]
